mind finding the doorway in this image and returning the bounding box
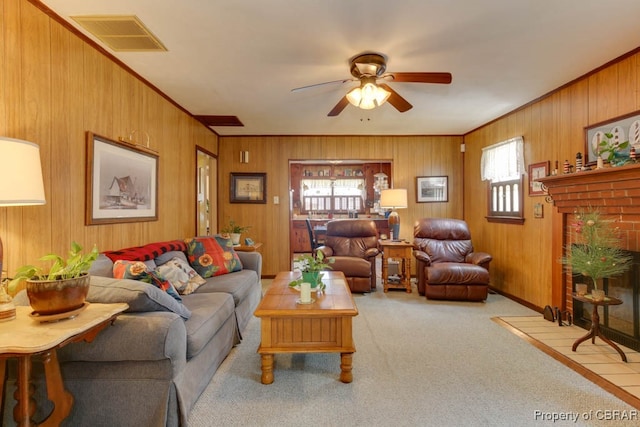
[196,147,217,235]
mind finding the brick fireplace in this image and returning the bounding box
[539,164,640,350]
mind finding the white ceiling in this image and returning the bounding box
[40,0,640,136]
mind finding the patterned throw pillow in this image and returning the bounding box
[184,235,243,278]
[113,260,182,302]
[155,257,207,295]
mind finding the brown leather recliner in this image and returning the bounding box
[317,219,380,293]
[413,218,492,301]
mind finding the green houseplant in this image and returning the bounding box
[9,241,99,315]
[561,208,632,298]
[289,250,334,290]
[221,219,251,245]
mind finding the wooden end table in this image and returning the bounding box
[379,240,413,293]
[234,242,262,252]
[254,271,358,384]
[0,302,128,426]
[572,293,626,362]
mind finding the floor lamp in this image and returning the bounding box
[380,188,407,241]
[0,137,46,284]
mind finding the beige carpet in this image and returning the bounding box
[187,283,640,426]
[495,316,640,410]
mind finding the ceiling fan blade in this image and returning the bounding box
[291,78,354,93]
[328,96,350,117]
[378,83,412,112]
[387,72,452,84]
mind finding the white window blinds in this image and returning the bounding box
[480,136,525,182]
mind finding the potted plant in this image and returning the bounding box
[9,241,99,315]
[289,250,334,290]
[561,208,632,301]
[221,219,251,245]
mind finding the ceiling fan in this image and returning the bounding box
[291,52,452,116]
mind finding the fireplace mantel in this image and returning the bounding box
[538,163,640,215]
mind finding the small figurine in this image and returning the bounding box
[575,152,583,171]
[563,159,570,174]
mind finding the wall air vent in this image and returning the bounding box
[71,15,167,52]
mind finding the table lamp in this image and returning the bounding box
[380,188,407,241]
[0,137,47,284]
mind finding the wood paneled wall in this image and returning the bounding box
[218,135,464,276]
[464,51,640,310]
[6,0,638,312]
[1,0,217,280]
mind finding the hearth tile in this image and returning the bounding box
[601,373,640,386]
[587,362,638,375]
[622,385,640,399]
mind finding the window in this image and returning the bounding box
[481,136,525,224]
[301,178,365,214]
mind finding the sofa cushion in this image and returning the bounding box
[181,292,236,359]
[195,269,258,307]
[426,262,489,285]
[184,236,243,278]
[113,260,182,301]
[87,276,192,319]
[154,257,206,295]
[330,256,372,277]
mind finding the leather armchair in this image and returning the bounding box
[413,218,492,301]
[317,219,380,293]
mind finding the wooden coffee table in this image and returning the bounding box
[254,271,358,384]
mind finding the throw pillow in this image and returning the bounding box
[184,235,243,278]
[113,260,182,302]
[155,257,206,295]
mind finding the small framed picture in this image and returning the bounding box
[534,203,544,218]
[528,161,549,196]
[230,172,266,204]
[416,176,448,203]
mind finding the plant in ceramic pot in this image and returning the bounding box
[9,241,99,315]
[561,208,632,300]
[220,219,251,245]
[289,250,334,291]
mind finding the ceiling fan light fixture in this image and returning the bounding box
[346,83,390,110]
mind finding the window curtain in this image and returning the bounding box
[480,136,525,182]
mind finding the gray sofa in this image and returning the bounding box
[4,240,262,427]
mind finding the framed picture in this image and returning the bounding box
[230,172,266,204]
[534,203,544,219]
[584,109,640,165]
[416,176,448,203]
[86,132,158,225]
[528,161,549,196]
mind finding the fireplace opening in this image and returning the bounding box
[573,249,640,352]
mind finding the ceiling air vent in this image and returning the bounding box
[71,15,167,52]
[195,116,245,127]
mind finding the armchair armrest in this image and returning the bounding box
[413,250,432,266]
[466,252,492,268]
[317,246,334,257]
[364,247,380,259]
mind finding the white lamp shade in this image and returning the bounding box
[380,188,407,209]
[0,137,46,206]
